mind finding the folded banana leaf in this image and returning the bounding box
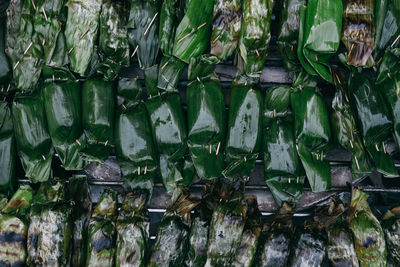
[231,197,261,267]
[290,76,331,192]
[172,0,213,63]
[297,0,342,82]
[116,193,149,267]
[349,188,387,267]
[376,49,400,148]
[236,0,274,78]
[223,76,262,181]
[33,0,64,65]
[382,206,400,266]
[0,101,15,196]
[149,189,200,266]
[349,72,398,177]
[185,217,209,267]
[210,0,242,62]
[289,222,327,266]
[263,85,305,205]
[27,181,72,266]
[6,0,43,91]
[42,69,86,170]
[159,0,185,56]
[115,77,157,194]
[257,203,294,267]
[81,78,115,164]
[187,55,226,180]
[277,0,306,72]
[374,0,400,60]
[65,0,102,76]
[331,69,371,178]
[87,188,118,267]
[157,55,186,92]
[0,15,11,93]
[98,0,130,81]
[0,185,33,266]
[342,0,374,67]
[127,0,160,70]
[205,191,247,266]
[69,175,92,267]
[12,93,53,182]
[48,30,69,68]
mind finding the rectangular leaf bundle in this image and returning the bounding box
[0,101,15,195]
[0,16,11,93]
[159,0,185,56]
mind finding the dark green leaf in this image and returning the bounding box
[0,101,15,196]
[0,17,11,92]
[157,56,185,92]
[159,0,184,56]
[382,206,400,266]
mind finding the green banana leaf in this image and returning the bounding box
[12,93,53,183]
[115,78,157,194]
[381,206,400,266]
[65,0,102,76]
[376,49,400,148]
[0,15,11,93]
[116,193,149,267]
[349,72,398,177]
[87,188,118,267]
[6,0,43,91]
[0,184,33,266]
[210,0,242,62]
[277,0,306,72]
[69,175,92,267]
[48,31,69,68]
[374,0,400,60]
[149,189,200,267]
[297,0,342,82]
[33,0,64,65]
[223,76,262,181]
[81,78,115,164]
[290,78,332,192]
[159,0,185,56]
[205,191,247,267]
[172,0,213,63]
[42,69,86,170]
[376,48,400,84]
[27,181,72,266]
[184,216,209,267]
[263,85,305,205]
[257,203,294,267]
[143,63,159,96]
[349,188,387,267]
[0,101,15,196]
[157,55,186,92]
[236,0,274,78]
[127,0,160,70]
[342,0,374,67]
[98,0,130,81]
[187,55,226,180]
[231,197,261,267]
[331,69,371,178]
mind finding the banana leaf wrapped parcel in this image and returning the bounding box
[277,0,306,72]
[0,185,33,266]
[349,188,387,267]
[297,0,342,82]
[115,78,157,193]
[223,76,262,181]
[27,181,72,266]
[6,0,43,92]
[382,206,400,266]
[172,0,214,63]
[65,0,102,76]
[205,191,247,266]
[187,55,226,180]
[87,188,118,267]
[349,72,398,177]
[290,75,332,192]
[12,93,54,183]
[331,69,370,178]
[0,101,15,195]
[0,15,11,94]
[210,0,242,62]
[69,176,92,267]
[81,78,115,164]
[263,85,305,205]
[42,68,86,170]
[149,189,200,267]
[236,0,274,78]
[116,193,149,267]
